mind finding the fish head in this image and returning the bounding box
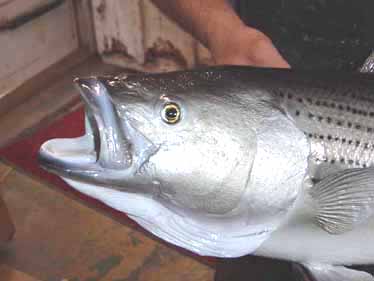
[39,69,259,213]
[38,67,309,257]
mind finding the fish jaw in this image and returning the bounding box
[38,77,158,189]
[62,177,275,257]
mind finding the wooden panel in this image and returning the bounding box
[73,0,97,52]
[0,0,79,99]
[0,195,14,244]
[91,0,144,63]
[0,0,50,19]
[0,54,122,148]
[0,167,214,281]
[141,0,196,70]
[0,49,90,117]
[0,161,12,183]
[0,265,42,281]
[92,0,198,72]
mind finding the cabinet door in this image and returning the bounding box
[91,0,212,72]
[0,0,79,99]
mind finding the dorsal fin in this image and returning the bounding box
[360,51,374,73]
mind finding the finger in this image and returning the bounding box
[251,41,291,69]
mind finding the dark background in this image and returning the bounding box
[237,0,374,70]
[216,2,374,280]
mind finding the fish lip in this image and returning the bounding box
[37,150,92,180]
[38,76,131,180]
[73,77,133,169]
[38,76,158,185]
[37,124,104,179]
[37,114,139,182]
[37,123,157,187]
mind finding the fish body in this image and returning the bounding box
[39,65,374,281]
[253,70,374,265]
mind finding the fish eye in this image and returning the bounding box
[161,102,181,124]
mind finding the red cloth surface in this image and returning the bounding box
[0,107,215,266]
[0,108,85,191]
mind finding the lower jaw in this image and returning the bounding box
[39,150,152,192]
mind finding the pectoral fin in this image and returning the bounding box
[301,263,374,281]
[309,168,374,234]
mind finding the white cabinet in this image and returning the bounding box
[0,0,79,99]
[91,0,213,72]
[0,0,213,111]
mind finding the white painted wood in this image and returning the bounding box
[91,0,144,63]
[92,0,199,71]
[0,0,79,98]
[73,0,97,52]
[142,0,196,69]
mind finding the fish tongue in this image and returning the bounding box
[74,77,132,169]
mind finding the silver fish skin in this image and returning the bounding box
[39,66,374,281]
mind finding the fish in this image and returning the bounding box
[39,55,374,281]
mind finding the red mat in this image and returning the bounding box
[0,108,139,225]
[0,108,85,194]
[0,107,215,266]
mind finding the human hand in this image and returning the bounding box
[209,26,290,68]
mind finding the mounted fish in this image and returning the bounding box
[39,53,374,281]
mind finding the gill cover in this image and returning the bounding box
[101,71,260,215]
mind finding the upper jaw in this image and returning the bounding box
[75,77,133,169]
[38,76,157,187]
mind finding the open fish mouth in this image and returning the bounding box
[38,77,157,187]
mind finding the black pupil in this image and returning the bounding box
[166,107,178,119]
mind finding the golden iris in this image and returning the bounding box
[162,103,181,124]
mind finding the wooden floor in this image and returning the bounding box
[0,53,120,148]
[0,162,214,281]
[0,56,214,281]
